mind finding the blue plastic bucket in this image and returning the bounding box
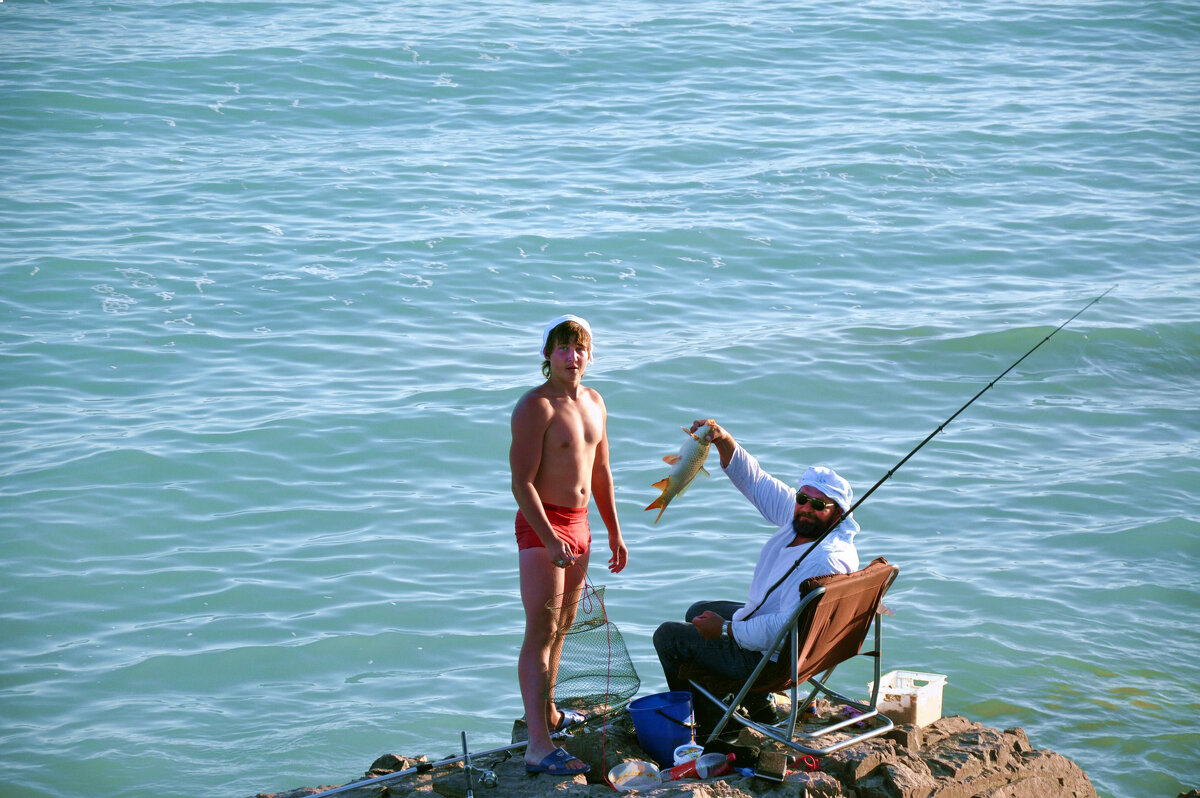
[627,691,694,768]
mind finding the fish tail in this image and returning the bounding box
[645,487,671,524]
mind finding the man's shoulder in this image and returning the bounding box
[818,536,859,574]
[513,383,605,417]
[581,384,605,405]
[516,382,603,403]
[512,385,555,421]
[517,382,552,401]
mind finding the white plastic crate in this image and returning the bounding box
[869,670,947,727]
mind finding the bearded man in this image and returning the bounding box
[652,418,860,736]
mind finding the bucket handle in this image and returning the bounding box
[654,708,695,730]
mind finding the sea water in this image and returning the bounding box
[2,2,1198,797]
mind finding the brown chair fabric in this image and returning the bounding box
[679,557,893,697]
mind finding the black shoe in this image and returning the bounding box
[744,696,782,724]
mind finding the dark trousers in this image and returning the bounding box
[652,600,773,735]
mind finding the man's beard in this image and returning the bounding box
[792,516,826,539]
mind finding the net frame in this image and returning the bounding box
[545,583,640,713]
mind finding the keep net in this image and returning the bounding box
[546,584,640,713]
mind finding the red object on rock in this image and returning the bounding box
[668,753,736,780]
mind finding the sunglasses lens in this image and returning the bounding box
[797,495,830,511]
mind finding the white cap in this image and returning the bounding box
[798,466,852,513]
[540,314,594,362]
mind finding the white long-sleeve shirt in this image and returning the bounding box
[724,444,860,655]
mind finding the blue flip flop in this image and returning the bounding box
[525,746,590,776]
[552,708,587,732]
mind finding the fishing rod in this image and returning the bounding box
[298,289,1115,796]
[845,284,1115,518]
[301,706,619,798]
[300,739,519,798]
[462,731,475,798]
[744,285,1115,618]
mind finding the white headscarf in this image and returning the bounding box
[799,465,853,513]
[540,314,593,362]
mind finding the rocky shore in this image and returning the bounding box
[252,702,1114,798]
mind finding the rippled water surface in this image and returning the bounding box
[2,2,1198,797]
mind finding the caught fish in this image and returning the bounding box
[645,424,712,524]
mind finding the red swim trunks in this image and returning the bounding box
[515,502,591,558]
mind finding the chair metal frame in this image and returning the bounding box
[688,559,899,755]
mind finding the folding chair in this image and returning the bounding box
[683,557,899,755]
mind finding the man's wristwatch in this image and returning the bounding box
[723,621,733,640]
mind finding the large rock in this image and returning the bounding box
[250,712,1098,798]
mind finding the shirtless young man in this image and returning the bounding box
[510,315,628,777]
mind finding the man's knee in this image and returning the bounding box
[652,621,673,654]
[653,620,692,656]
[522,619,562,652]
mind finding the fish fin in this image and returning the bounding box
[651,477,670,490]
[699,466,711,477]
[645,493,669,524]
[662,454,681,465]
[646,487,672,524]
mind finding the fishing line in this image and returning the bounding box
[581,569,616,789]
[742,285,1115,620]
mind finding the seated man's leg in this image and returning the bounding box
[691,600,772,720]
[684,601,773,721]
[653,604,764,736]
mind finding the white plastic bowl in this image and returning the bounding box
[608,759,663,792]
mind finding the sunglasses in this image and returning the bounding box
[796,494,835,512]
